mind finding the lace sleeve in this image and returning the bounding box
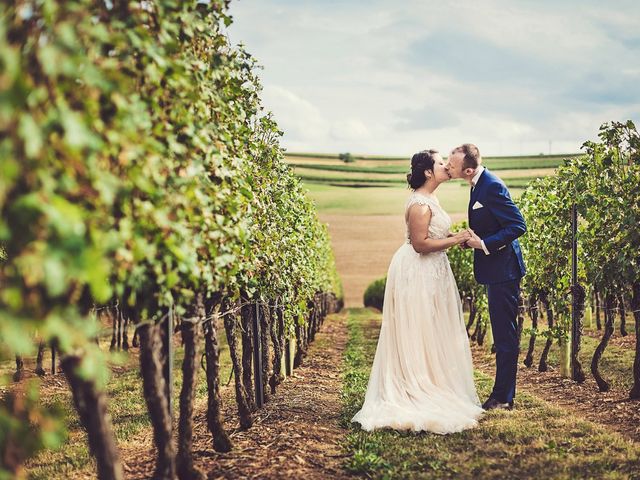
[406,194,436,213]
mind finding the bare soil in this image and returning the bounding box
[583,328,637,350]
[122,312,351,480]
[320,213,465,308]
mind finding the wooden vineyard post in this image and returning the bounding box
[164,307,175,418]
[51,341,56,375]
[284,338,291,376]
[571,203,586,382]
[252,302,264,408]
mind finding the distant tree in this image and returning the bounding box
[363,277,386,311]
[339,152,355,163]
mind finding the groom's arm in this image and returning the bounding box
[479,182,526,254]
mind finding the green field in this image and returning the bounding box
[287,152,565,198]
[286,152,579,170]
[304,182,524,216]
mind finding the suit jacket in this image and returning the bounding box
[468,168,527,285]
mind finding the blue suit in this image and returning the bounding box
[468,168,526,404]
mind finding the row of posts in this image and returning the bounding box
[162,302,295,417]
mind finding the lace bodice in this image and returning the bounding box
[405,192,452,242]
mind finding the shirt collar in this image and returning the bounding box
[471,166,485,187]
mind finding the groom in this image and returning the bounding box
[445,144,526,411]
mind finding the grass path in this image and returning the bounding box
[341,308,640,479]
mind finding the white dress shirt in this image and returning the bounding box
[470,166,490,256]
[471,165,485,189]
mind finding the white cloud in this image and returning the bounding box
[330,119,371,142]
[261,85,329,143]
[227,0,640,156]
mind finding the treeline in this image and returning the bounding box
[0,2,341,480]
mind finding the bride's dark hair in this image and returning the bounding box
[407,149,438,189]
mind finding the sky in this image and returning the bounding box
[226,0,640,157]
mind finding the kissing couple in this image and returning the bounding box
[352,144,527,434]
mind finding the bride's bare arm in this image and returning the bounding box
[407,205,471,254]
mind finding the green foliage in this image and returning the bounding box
[518,120,640,340]
[0,381,67,479]
[519,173,573,327]
[0,0,341,471]
[448,223,482,302]
[448,221,489,328]
[363,277,386,311]
[578,121,640,290]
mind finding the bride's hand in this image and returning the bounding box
[454,230,472,244]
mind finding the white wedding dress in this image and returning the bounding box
[351,192,483,433]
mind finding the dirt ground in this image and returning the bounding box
[471,343,640,443]
[14,309,640,479]
[320,213,465,308]
[122,312,351,480]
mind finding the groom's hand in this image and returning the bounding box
[449,232,469,248]
[466,229,484,249]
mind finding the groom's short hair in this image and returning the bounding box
[454,144,481,170]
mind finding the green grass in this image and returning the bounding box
[520,319,636,392]
[341,308,640,479]
[305,182,524,216]
[292,163,413,174]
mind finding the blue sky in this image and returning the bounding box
[227,1,640,156]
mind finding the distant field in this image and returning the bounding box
[304,182,524,216]
[295,167,402,182]
[291,163,410,174]
[295,167,541,189]
[287,152,565,192]
[287,155,405,168]
[295,165,555,179]
[298,151,552,306]
[286,152,579,170]
[287,152,406,161]
[310,182,525,306]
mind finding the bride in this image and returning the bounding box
[351,149,484,434]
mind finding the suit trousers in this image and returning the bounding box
[486,279,520,403]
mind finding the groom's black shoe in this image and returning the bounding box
[482,398,514,411]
